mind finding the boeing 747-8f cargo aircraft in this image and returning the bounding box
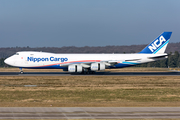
[4,32,172,74]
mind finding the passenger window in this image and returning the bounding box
[15,53,19,55]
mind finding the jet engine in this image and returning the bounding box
[68,64,83,72]
[90,63,105,71]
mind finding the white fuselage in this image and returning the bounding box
[4,51,167,70]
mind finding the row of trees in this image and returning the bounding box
[0,58,7,67]
[1,51,180,68]
[1,42,180,59]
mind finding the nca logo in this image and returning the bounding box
[148,36,166,52]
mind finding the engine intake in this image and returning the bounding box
[68,64,83,72]
[91,63,105,71]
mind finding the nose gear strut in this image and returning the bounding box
[19,68,23,74]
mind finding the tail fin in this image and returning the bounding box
[139,32,172,54]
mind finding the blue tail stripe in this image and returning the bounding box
[153,40,169,54]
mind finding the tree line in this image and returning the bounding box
[1,51,180,68]
[1,42,180,59]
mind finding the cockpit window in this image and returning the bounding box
[15,53,19,55]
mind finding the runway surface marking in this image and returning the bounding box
[1,107,180,119]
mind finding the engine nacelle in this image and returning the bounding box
[68,64,83,72]
[91,63,105,71]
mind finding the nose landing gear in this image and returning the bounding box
[19,68,24,74]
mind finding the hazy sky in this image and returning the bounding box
[0,0,180,47]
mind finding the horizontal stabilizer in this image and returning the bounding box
[148,55,168,59]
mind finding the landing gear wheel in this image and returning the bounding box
[89,71,93,74]
[88,71,95,74]
[19,68,23,74]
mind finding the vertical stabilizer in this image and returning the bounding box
[139,32,172,54]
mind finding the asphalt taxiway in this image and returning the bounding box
[0,71,180,76]
[0,107,180,119]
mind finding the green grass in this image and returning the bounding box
[1,88,180,103]
[1,76,180,107]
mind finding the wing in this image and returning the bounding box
[60,58,141,68]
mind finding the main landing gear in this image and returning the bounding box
[19,68,24,74]
[82,69,96,74]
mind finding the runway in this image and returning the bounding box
[0,107,180,119]
[0,71,180,76]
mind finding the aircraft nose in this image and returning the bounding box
[4,57,12,65]
[4,58,9,64]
